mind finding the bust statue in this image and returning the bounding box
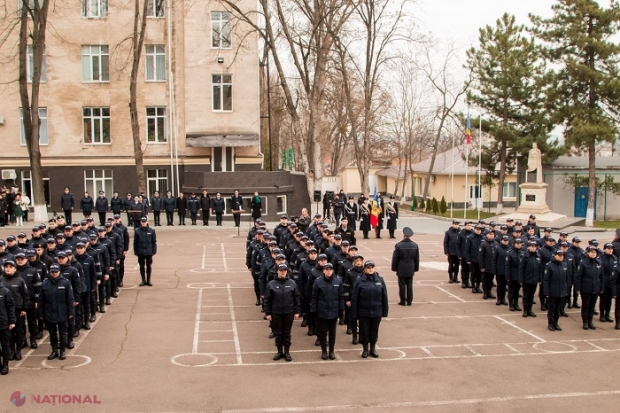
[526,143,542,183]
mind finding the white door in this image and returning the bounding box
[469,185,483,209]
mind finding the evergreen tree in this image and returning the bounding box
[440,196,447,215]
[431,197,439,214]
[530,0,620,226]
[466,13,560,215]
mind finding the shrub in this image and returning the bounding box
[440,196,447,214]
[419,198,425,211]
[412,197,417,211]
[431,197,439,214]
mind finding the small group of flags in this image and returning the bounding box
[465,114,472,145]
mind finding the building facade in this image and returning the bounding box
[0,0,269,213]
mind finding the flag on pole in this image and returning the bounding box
[371,187,379,228]
[373,186,378,202]
[465,114,472,145]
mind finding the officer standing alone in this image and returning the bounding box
[38,264,74,361]
[391,227,419,306]
[134,217,157,286]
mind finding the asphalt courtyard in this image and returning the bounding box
[1,219,620,412]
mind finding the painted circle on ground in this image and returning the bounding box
[40,354,92,369]
[171,353,218,367]
[190,268,217,273]
[187,283,217,289]
[532,341,577,353]
[120,284,138,290]
[415,279,442,285]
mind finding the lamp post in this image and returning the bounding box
[411,173,417,211]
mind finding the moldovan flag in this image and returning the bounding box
[465,114,472,145]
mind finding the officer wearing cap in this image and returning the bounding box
[134,217,157,286]
[306,253,328,343]
[14,251,41,349]
[345,196,358,231]
[576,246,605,330]
[527,215,540,238]
[30,226,44,246]
[444,220,462,284]
[310,262,344,360]
[351,260,388,358]
[465,225,485,293]
[230,190,243,227]
[494,235,510,306]
[479,228,498,301]
[298,247,318,331]
[6,236,22,256]
[567,237,584,309]
[543,250,567,331]
[0,276,16,375]
[0,259,29,361]
[343,253,364,343]
[75,242,96,331]
[505,238,523,312]
[385,196,399,239]
[558,242,573,317]
[458,221,473,288]
[0,240,14,276]
[113,214,130,287]
[60,187,75,225]
[38,263,74,361]
[520,241,542,317]
[263,264,301,362]
[56,251,81,345]
[87,232,109,315]
[95,190,109,226]
[274,215,289,248]
[391,227,419,306]
[599,244,617,323]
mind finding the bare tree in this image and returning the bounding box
[16,0,50,221]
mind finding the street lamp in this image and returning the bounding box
[411,173,417,211]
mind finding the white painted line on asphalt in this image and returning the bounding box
[504,344,521,354]
[220,390,620,412]
[420,347,433,357]
[221,243,228,272]
[434,285,466,302]
[192,289,203,354]
[464,344,480,356]
[494,315,546,343]
[227,283,243,365]
[584,341,606,351]
[201,245,207,269]
[199,340,234,343]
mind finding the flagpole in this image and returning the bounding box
[477,114,482,221]
[464,113,470,219]
[450,132,454,219]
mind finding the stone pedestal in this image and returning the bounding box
[516,182,551,214]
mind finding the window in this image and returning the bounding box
[83,107,110,144]
[211,11,232,49]
[276,195,287,215]
[27,45,46,83]
[84,169,113,196]
[147,0,164,17]
[146,107,166,143]
[212,74,232,111]
[145,45,165,81]
[21,170,50,206]
[147,169,168,195]
[212,147,234,172]
[82,45,109,82]
[503,182,517,199]
[82,0,108,18]
[20,108,48,145]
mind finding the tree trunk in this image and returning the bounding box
[585,140,596,227]
[496,138,507,215]
[19,0,50,222]
[130,0,149,194]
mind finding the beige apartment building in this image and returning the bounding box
[0,0,262,208]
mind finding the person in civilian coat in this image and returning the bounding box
[176,193,187,226]
[200,189,211,226]
[251,192,262,220]
[350,260,388,358]
[150,191,163,227]
[212,193,225,226]
[543,250,568,331]
[95,191,109,226]
[391,227,419,306]
[60,188,75,225]
[38,263,74,361]
[575,246,605,330]
[128,196,144,229]
[80,192,94,218]
[310,263,344,361]
[163,191,175,226]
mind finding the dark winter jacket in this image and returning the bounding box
[575,257,605,294]
[211,197,225,213]
[263,276,301,315]
[163,196,176,212]
[600,253,618,289]
[505,247,522,282]
[187,196,200,214]
[176,196,187,214]
[60,193,75,210]
[391,238,420,277]
[151,196,163,212]
[310,274,344,320]
[134,225,157,256]
[350,272,389,319]
[343,265,364,300]
[543,259,568,297]
[478,238,497,273]
[0,285,16,330]
[519,250,542,285]
[80,196,94,212]
[95,196,108,213]
[38,276,75,323]
[75,253,97,291]
[110,196,123,214]
[494,243,510,277]
[0,274,30,310]
[464,233,483,264]
[443,227,462,256]
[17,263,41,306]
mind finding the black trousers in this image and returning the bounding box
[83,210,92,218]
[615,294,620,321]
[334,212,342,227]
[64,210,73,225]
[215,212,223,226]
[202,210,210,225]
[80,291,91,325]
[46,321,68,350]
[98,281,106,305]
[398,277,413,305]
[126,212,133,227]
[315,318,337,350]
[153,211,161,226]
[470,263,481,285]
[348,315,358,335]
[522,283,537,307]
[507,280,521,304]
[599,286,613,317]
[118,253,126,283]
[496,273,507,299]
[547,296,563,325]
[0,329,10,363]
[347,215,357,230]
[358,316,381,344]
[323,207,331,219]
[98,212,106,226]
[447,255,460,277]
[272,312,294,347]
[91,285,98,315]
[166,211,174,225]
[580,292,599,323]
[26,308,38,340]
[460,261,470,283]
[252,272,260,300]
[138,255,153,281]
[483,271,495,292]
[10,311,25,350]
[233,211,241,227]
[178,212,185,225]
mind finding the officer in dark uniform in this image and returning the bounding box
[459,221,473,288]
[519,240,541,317]
[575,246,605,330]
[230,190,243,227]
[443,220,462,284]
[385,196,399,239]
[391,227,419,306]
[543,250,568,331]
[494,235,510,306]
[200,189,211,226]
[479,229,497,300]
[0,260,29,360]
[538,237,556,311]
[344,254,364,343]
[527,215,540,238]
[187,193,200,225]
[150,191,162,226]
[311,262,344,360]
[134,217,157,286]
[0,280,16,375]
[505,238,523,311]
[299,248,318,331]
[75,242,96,331]
[558,242,573,317]
[345,196,358,231]
[613,259,620,329]
[305,253,327,342]
[599,243,617,323]
[334,217,356,245]
[263,264,301,362]
[332,195,344,227]
[15,252,41,349]
[162,191,176,226]
[273,215,289,247]
[465,225,484,293]
[567,237,584,308]
[56,251,81,346]
[38,263,74,361]
[351,260,388,358]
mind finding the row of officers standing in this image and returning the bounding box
[245,215,419,362]
[444,219,620,332]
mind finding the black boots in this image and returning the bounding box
[140,276,147,287]
[146,274,153,287]
[0,360,8,375]
[361,343,369,358]
[30,337,38,349]
[59,348,66,360]
[522,305,536,317]
[448,273,455,284]
[352,334,359,345]
[321,347,328,360]
[615,321,620,330]
[273,346,284,361]
[99,304,106,313]
[572,297,580,308]
[514,299,522,312]
[284,346,292,362]
[369,343,379,358]
[588,317,596,330]
[300,315,308,327]
[48,349,59,360]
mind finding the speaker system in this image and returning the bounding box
[325,191,335,202]
[313,190,321,202]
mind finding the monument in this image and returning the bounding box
[516,143,551,214]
